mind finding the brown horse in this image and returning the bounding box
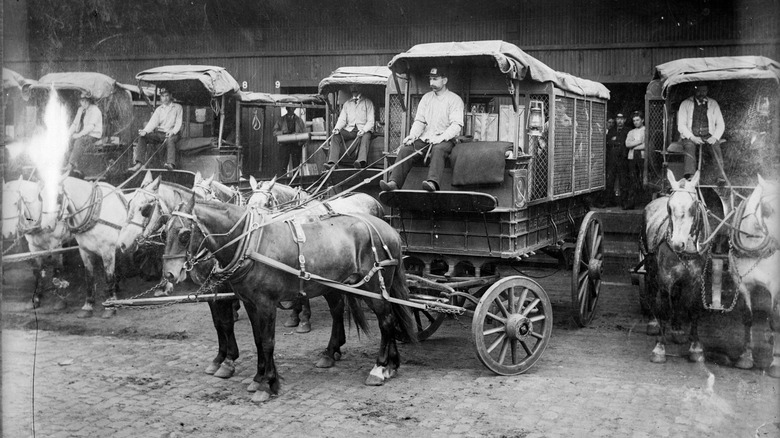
[162,196,416,402]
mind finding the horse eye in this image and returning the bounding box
[140,204,153,217]
[178,229,191,245]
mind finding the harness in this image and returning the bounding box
[729,190,779,259]
[63,182,126,234]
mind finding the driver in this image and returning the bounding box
[128,87,183,172]
[670,83,727,182]
[380,66,464,192]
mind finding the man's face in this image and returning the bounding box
[429,75,447,92]
[616,116,626,127]
[350,86,360,98]
[79,98,89,108]
[694,85,708,100]
[160,92,172,104]
[632,116,643,128]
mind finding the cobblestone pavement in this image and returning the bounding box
[2,266,779,437]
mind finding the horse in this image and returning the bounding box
[193,172,245,205]
[729,175,780,377]
[39,176,129,318]
[2,178,72,309]
[162,195,416,402]
[642,170,719,364]
[247,175,385,333]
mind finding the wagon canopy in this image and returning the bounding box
[135,65,240,106]
[237,91,326,106]
[27,72,119,100]
[387,40,610,99]
[3,68,30,91]
[317,66,391,95]
[652,56,780,96]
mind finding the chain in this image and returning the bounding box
[697,251,740,313]
[424,302,465,316]
[728,239,764,289]
[107,279,171,309]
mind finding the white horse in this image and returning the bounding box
[40,176,129,318]
[729,175,780,377]
[2,178,72,308]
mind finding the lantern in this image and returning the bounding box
[528,100,545,136]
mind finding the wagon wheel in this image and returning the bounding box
[571,211,603,327]
[472,276,552,376]
[408,288,446,342]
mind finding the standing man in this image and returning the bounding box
[128,88,183,172]
[380,66,464,192]
[324,84,375,169]
[66,91,103,178]
[273,107,307,174]
[672,83,727,181]
[624,111,646,209]
[601,112,629,207]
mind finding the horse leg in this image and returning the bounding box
[767,297,780,378]
[296,297,312,334]
[244,297,280,402]
[27,260,44,310]
[50,254,67,310]
[316,292,346,368]
[283,301,301,328]
[207,297,239,378]
[76,250,96,318]
[364,299,401,386]
[99,248,119,319]
[650,284,669,364]
[735,289,755,369]
[687,312,705,363]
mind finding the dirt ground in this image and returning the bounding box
[2,255,779,437]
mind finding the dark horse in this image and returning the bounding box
[162,195,416,402]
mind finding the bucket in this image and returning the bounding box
[195,108,207,123]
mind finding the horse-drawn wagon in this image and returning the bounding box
[635,56,780,376]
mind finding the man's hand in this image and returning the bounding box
[357,130,365,137]
[138,129,147,136]
[332,128,340,134]
[706,137,718,145]
[402,134,415,145]
[691,136,704,145]
[429,135,445,145]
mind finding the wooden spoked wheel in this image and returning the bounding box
[409,288,447,342]
[471,276,552,376]
[571,211,604,327]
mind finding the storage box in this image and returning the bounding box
[189,123,204,138]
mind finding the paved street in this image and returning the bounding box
[2,267,779,437]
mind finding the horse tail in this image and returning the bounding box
[344,294,371,336]
[388,260,419,344]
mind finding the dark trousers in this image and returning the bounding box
[283,143,303,173]
[625,158,644,207]
[327,129,371,164]
[68,136,99,168]
[680,138,725,178]
[134,131,180,165]
[603,146,627,205]
[390,139,454,188]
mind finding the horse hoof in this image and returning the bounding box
[296,322,311,333]
[364,374,385,386]
[76,309,93,319]
[283,318,300,328]
[688,352,705,363]
[767,365,780,378]
[53,300,67,311]
[100,308,116,319]
[247,381,262,392]
[315,356,336,368]
[734,357,754,370]
[650,354,667,364]
[646,322,660,336]
[205,361,221,375]
[214,360,235,379]
[334,351,342,361]
[251,391,272,403]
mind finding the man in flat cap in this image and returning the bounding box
[380,66,464,192]
[66,90,103,177]
[599,112,629,207]
[128,87,183,172]
[324,84,375,170]
[671,83,727,181]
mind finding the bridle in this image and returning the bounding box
[730,186,779,257]
[665,187,711,256]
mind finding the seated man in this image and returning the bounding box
[66,91,103,177]
[669,83,727,182]
[380,66,464,192]
[128,87,183,172]
[324,84,375,170]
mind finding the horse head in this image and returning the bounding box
[666,169,703,253]
[162,192,197,284]
[247,175,278,210]
[118,173,163,252]
[742,175,780,245]
[2,178,45,238]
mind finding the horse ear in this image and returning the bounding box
[268,176,277,191]
[666,169,679,190]
[149,176,161,191]
[689,171,700,187]
[249,175,257,190]
[757,174,766,187]
[173,190,183,208]
[141,170,153,186]
[194,171,203,184]
[185,193,196,212]
[204,174,214,185]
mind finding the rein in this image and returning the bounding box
[729,189,778,258]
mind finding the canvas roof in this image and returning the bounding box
[29,72,118,100]
[3,68,29,90]
[135,65,240,105]
[318,66,392,95]
[387,40,610,99]
[237,91,326,106]
[651,56,780,95]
